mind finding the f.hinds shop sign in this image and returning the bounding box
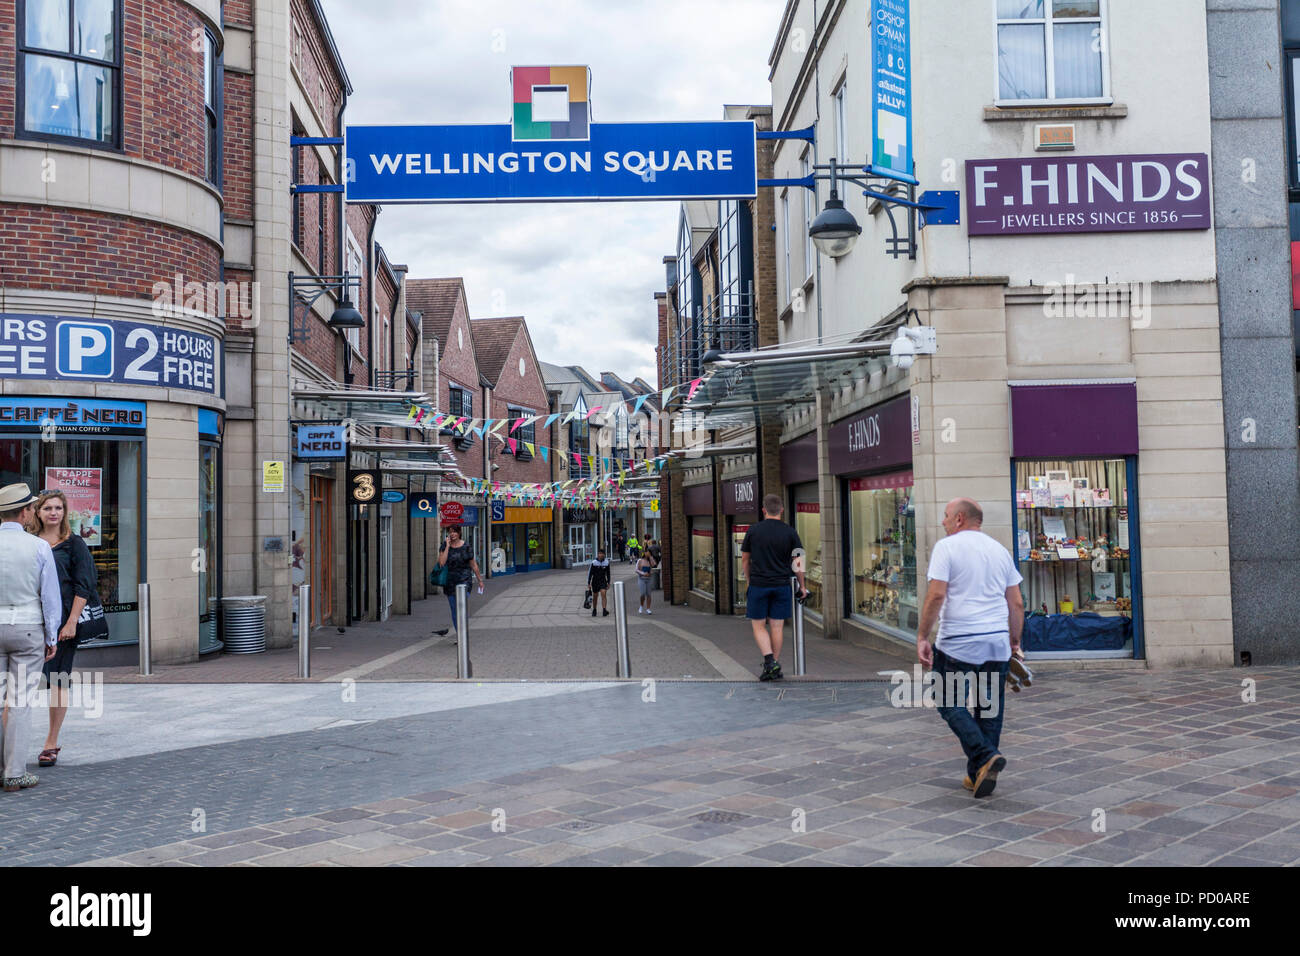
[829,394,912,476]
[965,153,1211,237]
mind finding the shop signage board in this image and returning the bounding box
[870,0,912,180]
[43,467,102,546]
[829,394,913,475]
[262,461,285,493]
[490,500,506,522]
[381,490,405,503]
[0,398,145,434]
[411,492,438,517]
[439,501,464,522]
[347,469,381,503]
[563,507,598,523]
[296,424,347,460]
[0,313,220,394]
[722,477,758,515]
[965,153,1212,236]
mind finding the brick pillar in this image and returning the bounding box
[667,470,688,605]
[815,390,843,639]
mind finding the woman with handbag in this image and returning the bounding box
[434,526,484,634]
[27,490,101,768]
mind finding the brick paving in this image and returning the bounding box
[98,566,912,683]
[3,663,1296,867]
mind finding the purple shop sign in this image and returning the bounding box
[722,476,759,516]
[965,153,1211,237]
[829,394,913,476]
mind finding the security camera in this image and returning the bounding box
[890,330,916,370]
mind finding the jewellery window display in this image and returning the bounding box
[690,518,715,596]
[1013,458,1135,655]
[732,523,751,607]
[792,492,822,615]
[848,476,917,636]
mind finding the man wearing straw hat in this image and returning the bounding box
[0,483,61,792]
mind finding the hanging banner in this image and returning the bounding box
[43,467,102,546]
[870,0,912,179]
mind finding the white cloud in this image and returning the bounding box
[320,0,782,383]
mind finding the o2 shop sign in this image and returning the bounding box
[965,153,1211,236]
[0,314,220,394]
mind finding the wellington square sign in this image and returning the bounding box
[345,66,757,203]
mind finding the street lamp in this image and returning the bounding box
[328,295,365,330]
[809,193,861,258]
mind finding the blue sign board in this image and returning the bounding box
[411,492,438,517]
[460,506,479,527]
[490,500,506,522]
[0,397,146,433]
[0,313,220,394]
[382,490,405,503]
[870,0,912,180]
[346,122,758,203]
[296,424,347,460]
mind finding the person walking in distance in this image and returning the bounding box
[740,494,807,681]
[587,550,611,617]
[917,498,1025,798]
[435,527,485,635]
[0,484,61,792]
[634,548,654,614]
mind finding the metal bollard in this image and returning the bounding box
[297,584,311,678]
[790,576,806,676]
[456,583,472,679]
[138,582,152,676]
[613,580,631,678]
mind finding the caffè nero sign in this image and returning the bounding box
[965,152,1211,237]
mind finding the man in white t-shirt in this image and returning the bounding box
[917,498,1025,798]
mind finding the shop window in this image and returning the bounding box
[791,489,822,616]
[690,517,715,595]
[848,475,917,636]
[1012,458,1136,656]
[526,523,549,566]
[995,0,1109,104]
[18,0,120,147]
[731,523,750,607]
[198,441,220,651]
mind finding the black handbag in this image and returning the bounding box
[75,596,110,642]
[583,588,593,610]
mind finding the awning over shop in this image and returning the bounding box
[291,383,435,430]
[679,332,900,430]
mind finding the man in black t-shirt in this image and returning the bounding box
[740,494,808,681]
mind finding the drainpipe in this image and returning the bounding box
[366,210,377,388]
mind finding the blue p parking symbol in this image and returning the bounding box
[56,321,114,378]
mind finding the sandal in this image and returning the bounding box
[38,747,60,767]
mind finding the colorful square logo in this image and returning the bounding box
[511,66,590,141]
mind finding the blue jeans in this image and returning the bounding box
[932,648,1010,778]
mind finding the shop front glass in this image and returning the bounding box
[690,517,715,595]
[847,473,917,637]
[731,523,751,607]
[791,485,822,615]
[0,436,142,644]
[490,523,514,574]
[526,522,549,567]
[198,441,220,651]
[1012,458,1137,657]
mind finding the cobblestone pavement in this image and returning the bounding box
[3,663,1297,867]
[99,566,912,683]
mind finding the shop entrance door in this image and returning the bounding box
[310,476,332,626]
[379,513,393,621]
[568,524,587,564]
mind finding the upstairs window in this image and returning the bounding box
[203,30,221,184]
[19,0,121,147]
[996,0,1109,104]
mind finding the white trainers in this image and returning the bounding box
[637,607,644,614]
[645,609,652,615]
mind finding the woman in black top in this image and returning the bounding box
[436,526,485,633]
[28,490,98,767]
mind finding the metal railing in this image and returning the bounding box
[664,281,756,399]
[375,369,417,391]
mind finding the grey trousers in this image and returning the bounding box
[0,623,45,780]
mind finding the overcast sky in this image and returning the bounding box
[320,0,783,385]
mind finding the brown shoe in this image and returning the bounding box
[1009,654,1033,688]
[972,754,1006,798]
[962,775,974,791]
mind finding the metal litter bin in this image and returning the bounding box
[221,595,267,654]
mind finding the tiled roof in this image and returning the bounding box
[471,316,525,386]
[405,278,465,344]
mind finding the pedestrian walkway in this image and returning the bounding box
[0,665,1292,866]
[99,566,912,683]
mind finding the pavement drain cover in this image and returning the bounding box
[556,820,601,831]
[691,811,748,825]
